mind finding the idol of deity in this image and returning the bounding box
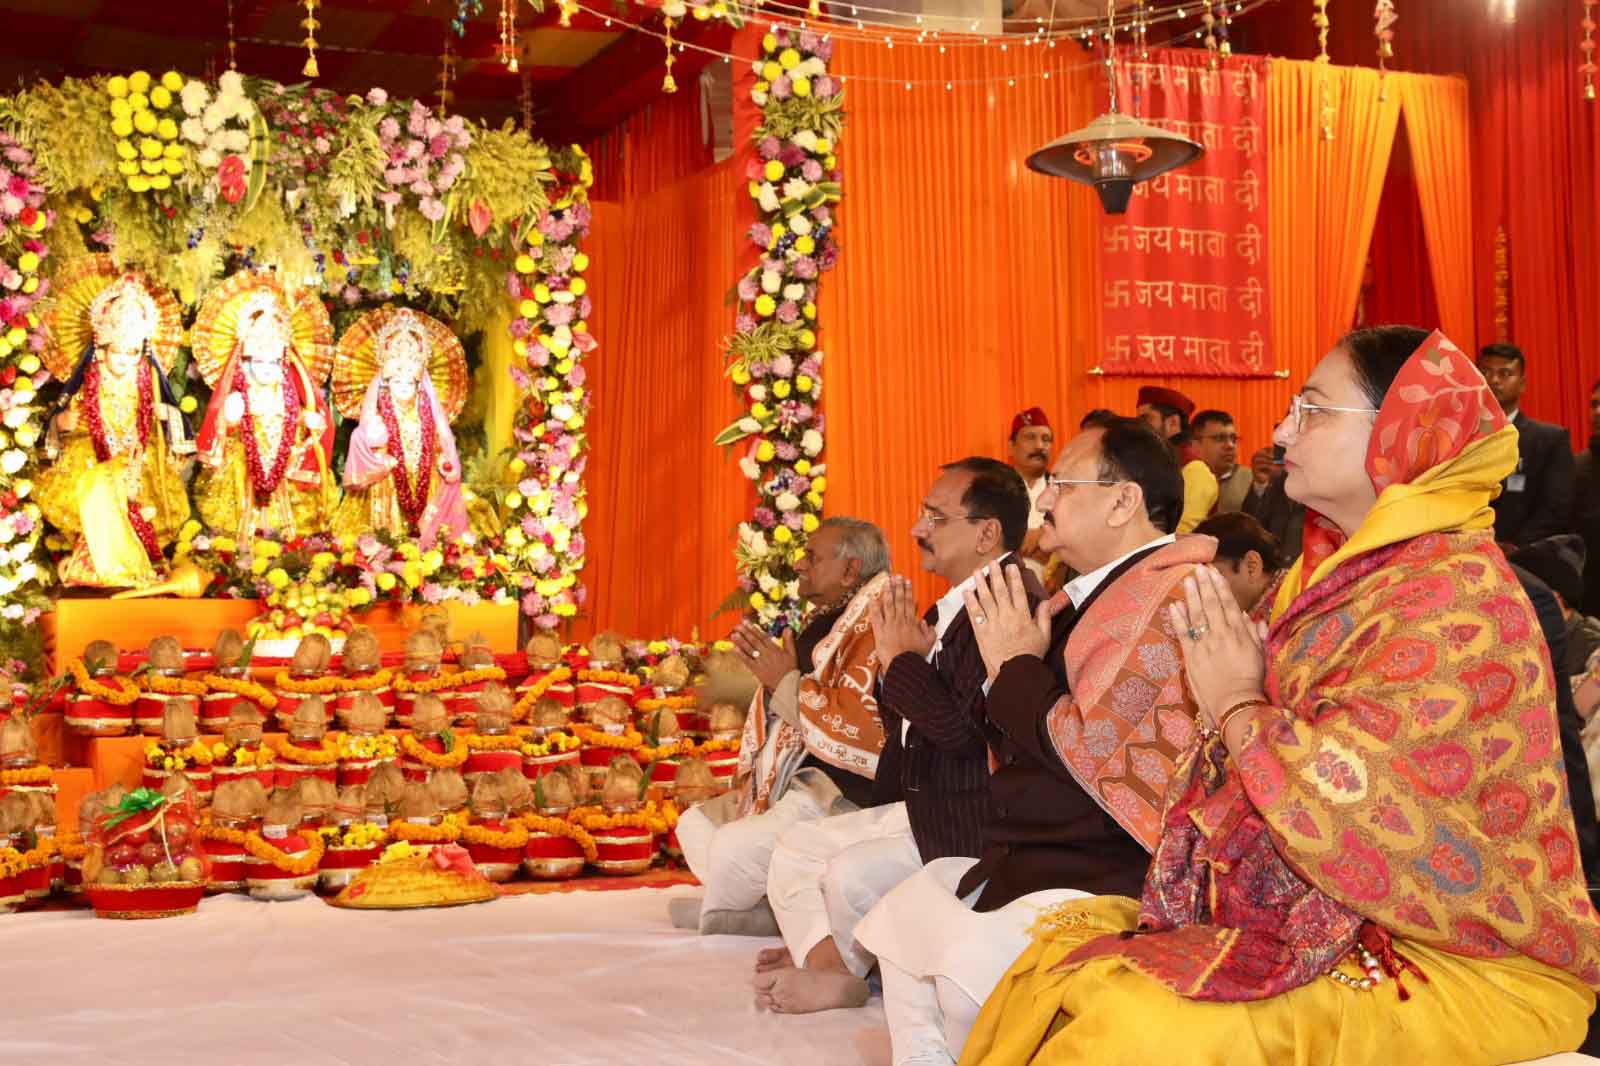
[191,273,338,544]
[332,307,470,547]
[37,256,192,588]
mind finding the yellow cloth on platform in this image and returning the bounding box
[1176,459,1218,534]
[958,896,1595,1066]
[76,457,157,587]
[475,307,517,462]
[195,436,338,543]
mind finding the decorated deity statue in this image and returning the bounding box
[38,257,192,588]
[191,273,338,544]
[333,307,470,547]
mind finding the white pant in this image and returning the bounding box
[766,801,922,978]
[678,770,846,915]
[855,857,1090,1066]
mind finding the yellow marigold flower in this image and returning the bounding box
[107,75,130,99]
[250,556,270,576]
[266,568,290,590]
[377,572,397,592]
[515,254,536,274]
[762,33,778,52]
[794,459,812,475]
[763,160,785,182]
[749,592,767,610]
[756,441,776,463]
[773,526,794,544]
[161,70,184,91]
[754,294,777,318]
[779,48,801,69]
[127,70,152,94]
[802,513,820,533]
[792,77,812,98]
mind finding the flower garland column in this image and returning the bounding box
[716,28,842,633]
[0,131,54,647]
[504,145,597,630]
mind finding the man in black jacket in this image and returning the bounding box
[754,458,1031,1015]
[849,419,1195,1066]
[1478,344,1575,548]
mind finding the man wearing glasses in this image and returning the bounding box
[849,417,1203,1066]
[754,457,1032,1016]
[1191,409,1253,514]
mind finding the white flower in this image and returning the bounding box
[202,102,225,132]
[222,129,250,153]
[0,523,12,545]
[13,480,30,500]
[775,491,801,512]
[180,80,210,116]
[12,425,36,449]
[218,70,245,97]
[785,580,800,601]
[756,184,781,213]
[791,130,819,151]
[751,90,769,107]
[801,430,823,456]
[737,417,761,434]
[0,603,20,621]
[760,270,781,294]
[747,385,767,402]
[15,561,36,584]
[0,450,24,475]
[783,283,805,301]
[789,214,812,236]
[800,57,826,78]
[2,407,28,430]
[552,403,575,422]
[782,177,814,200]
[197,147,220,169]
[811,380,823,402]
[181,118,206,144]
[738,456,760,480]
[662,0,687,14]
[751,60,766,76]
[758,573,780,595]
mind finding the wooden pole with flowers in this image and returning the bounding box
[503,146,597,630]
[0,131,54,661]
[715,28,842,633]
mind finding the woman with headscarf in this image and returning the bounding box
[959,328,1600,1065]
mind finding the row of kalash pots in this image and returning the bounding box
[0,623,758,908]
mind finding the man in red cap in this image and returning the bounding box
[1135,385,1217,533]
[1006,407,1055,581]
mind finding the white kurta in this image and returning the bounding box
[854,857,1090,1065]
[766,800,922,977]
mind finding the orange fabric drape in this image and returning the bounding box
[579,162,746,641]
[581,87,716,202]
[1398,73,1475,354]
[1268,60,1402,363]
[818,43,1419,608]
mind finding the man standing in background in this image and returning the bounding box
[1006,408,1054,581]
[1476,343,1573,548]
[1190,409,1252,514]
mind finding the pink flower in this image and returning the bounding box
[509,317,532,338]
[772,355,794,377]
[407,102,428,136]
[737,275,759,302]
[813,75,836,99]
[429,134,451,159]
[758,135,782,160]
[342,285,361,304]
[572,331,597,353]
[799,30,821,52]
[736,313,757,334]
[793,256,818,279]
[528,343,551,367]
[546,303,575,326]
[367,87,389,106]
[404,140,425,160]
[412,180,436,198]
[772,76,792,100]
[569,365,586,387]
[776,300,800,323]
[749,222,772,248]
[578,296,593,318]
[801,160,823,182]
[379,117,400,141]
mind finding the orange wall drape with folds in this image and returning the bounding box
[581,87,716,203]
[579,161,747,641]
[817,40,1469,607]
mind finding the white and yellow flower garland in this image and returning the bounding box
[504,145,596,629]
[715,28,843,630]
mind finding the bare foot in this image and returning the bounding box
[752,966,870,1014]
[755,945,794,973]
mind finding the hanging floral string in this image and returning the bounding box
[1582,0,1597,101]
[714,28,843,632]
[1314,0,1333,139]
[499,0,521,71]
[1374,0,1397,85]
[438,34,457,115]
[663,16,680,93]
[1218,0,1231,58]
[302,0,321,79]
[1202,3,1218,68]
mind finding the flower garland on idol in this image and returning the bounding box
[504,145,596,631]
[0,131,53,639]
[715,28,842,632]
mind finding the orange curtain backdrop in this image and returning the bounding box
[1397,73,1475,354]
[1267,59,1403,364]
[581,86,716,202]
[579,162,747,641]
[820,44,1421,608]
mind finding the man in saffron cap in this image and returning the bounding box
[1007,407,1055,581]
[1136,385,1216,533]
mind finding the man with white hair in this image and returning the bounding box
[674,517,892,936]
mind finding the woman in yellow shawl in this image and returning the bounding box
[960,328,1600,1066]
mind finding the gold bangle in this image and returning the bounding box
[1217,698,1267,741]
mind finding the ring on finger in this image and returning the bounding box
[1187,623,1210,641]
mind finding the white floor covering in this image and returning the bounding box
[0,885,891,1066]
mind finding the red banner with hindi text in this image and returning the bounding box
[1097,49,1273,377]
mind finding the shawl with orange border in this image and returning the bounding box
[1060,331,1600,1001]
[1045,536,1212,852]
[736,572,889,817]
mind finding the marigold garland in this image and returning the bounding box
[512,667,573,720]
[572,723,643,750]
[0,765,54,787]
[520,731,581,758]
[689,737,741,757]
[576,669,640,688]
[570,801,679,834]
[57,835,88,862]
[0,844,52,880]
[390,818,461,844]
[394,666,506,694]
[143,674,209,697]
[268,733,340,766]
[460,821,529,849]
[463,732,525,752]
[198,823,249,847]
[519,813,599,863]
[67,660,141,705]
[335,668,396,692]
[319,822,387,848]
[227,745,276,768]
[338,733,399,761]
[243,828,327,875]
[143,740,216,771]
[400,732,470,769]
[202,673,280,709]
[638,740,688,763]
[272,672,342,695]
[635,694,699,713]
